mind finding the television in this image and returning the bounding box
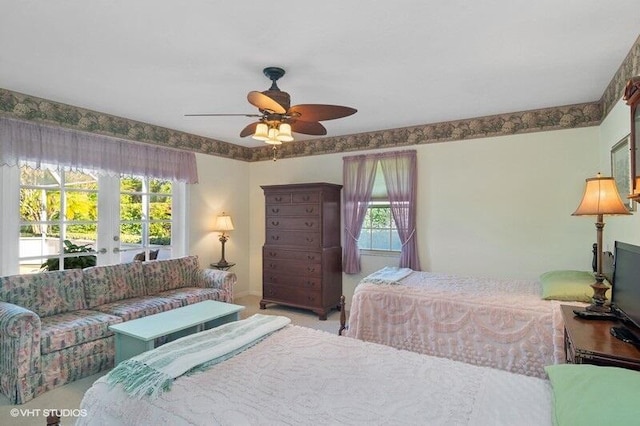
[610,241,640,346]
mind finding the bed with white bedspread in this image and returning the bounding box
[77,314,554,426]
[345,267,581,378]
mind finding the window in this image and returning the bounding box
[358,202,401,252]
[357,163,401,252]
[2,164,187,276]
[343,150,419,273]
[119,177,173,262]
[19,168,99,274]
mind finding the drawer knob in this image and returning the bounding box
[272,235,280,240]
[269,252,277,257]
[271,221,280,226]
[305,207,314,213]
[307,267,315,272]
[271,208,280,213]
[305,221,314,227]
[302,195,310,201]
[306,237,314,242]
[275,196,282,201]
[307,255,315,260]
[269,263,276,268]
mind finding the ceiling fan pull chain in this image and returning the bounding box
[272,145,278,162]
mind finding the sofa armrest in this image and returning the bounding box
[199,269,236,303]
[0,301,42,402]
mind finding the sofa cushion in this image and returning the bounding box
[142,256,199,294]
[0,273,34,311]
[159,287,226,306]
[0,270,86,317]
[83,262,146,308]
[40,310,122,354]
[93,295,182,321]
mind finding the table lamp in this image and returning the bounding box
[213,213,234,266]
[572,173,630,312]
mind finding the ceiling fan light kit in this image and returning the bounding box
[186,66,357,160]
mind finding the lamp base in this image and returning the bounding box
[585,279,611,313]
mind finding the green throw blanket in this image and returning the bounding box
[107,314,291,398]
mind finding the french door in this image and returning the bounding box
[5,165,185,275]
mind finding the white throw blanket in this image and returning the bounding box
[362,266,413,284]
[106,314,290,398]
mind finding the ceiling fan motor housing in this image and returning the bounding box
[262,67,290,110]
[261,89,291,111]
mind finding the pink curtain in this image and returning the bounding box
[0,116,198,183]
[379,150,420,270]
[342,155,378,274]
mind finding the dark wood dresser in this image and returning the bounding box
[260,183,342,320]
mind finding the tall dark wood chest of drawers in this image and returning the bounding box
[260,183,343,320]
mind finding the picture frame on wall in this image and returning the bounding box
[611,134,635,211]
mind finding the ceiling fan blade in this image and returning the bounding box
[247,91,287,114]
[239,122,261,137]
[288,104,357,121]
[184,113,262,117]
[289,120,327,136]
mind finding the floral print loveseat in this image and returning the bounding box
[0,255,236,404]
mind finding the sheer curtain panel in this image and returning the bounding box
[0,116,198,183]
[342,155,377,274]
[379,150,420,270]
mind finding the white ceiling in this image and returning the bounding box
[1,1,638,149]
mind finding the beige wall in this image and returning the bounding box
[191,102,639,307]
[247,128,600,306]
[188,154,251,296]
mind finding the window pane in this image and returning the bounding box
[64,171,98,190]
[66,224,97,245]
[371,229,389,250]
[391,231,402,251]
[150,195,171,220]
[121,223,142,245]
[370,207,390,228]
[19,229,58,257]
[65,190,98,221]
[150,222,171,245]
[150,179,172,195]
[121,195,142,220]
[120,177,142,192]
[21,168,57,186]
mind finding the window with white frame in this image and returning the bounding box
[358,202,402,251]
[358,163,401,252]
[2,164,186,276]
[118,177,174,262]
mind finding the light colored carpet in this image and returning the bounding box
[0,295,344,425]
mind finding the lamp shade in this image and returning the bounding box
[276,123,294,142]
[214,213,234,232]
[630,177,640,199]
[572,175,631,216]
[265,127,282,145]
[252,123,269,141]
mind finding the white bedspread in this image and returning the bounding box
[78,325,552,426]
[346,270,580,378]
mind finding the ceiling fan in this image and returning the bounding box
[185,67,357,146]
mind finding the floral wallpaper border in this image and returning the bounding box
[600,33,640,117]
[0,33,637,163]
